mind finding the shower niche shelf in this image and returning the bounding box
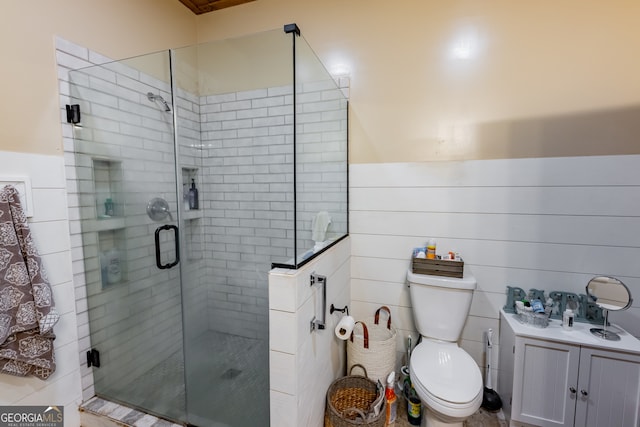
[93,158,124,220]
[89,217,126,232]
[181,167,199,214]
[183,210,202,221]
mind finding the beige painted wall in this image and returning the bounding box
[2,0,639,161]
[196,0,640,163]
[0,0,196,156]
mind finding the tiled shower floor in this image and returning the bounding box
[184,330,269,427]
[88,330,269,427]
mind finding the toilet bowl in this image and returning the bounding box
[407,270,484,427]
[409,340,483,426]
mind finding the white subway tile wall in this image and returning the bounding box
[350,156,640,387]
[0,151,82,427]
[202,81,348,338]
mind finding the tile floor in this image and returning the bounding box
[394,396,508,427]
[83,387,507,427]
[80,396,181,427]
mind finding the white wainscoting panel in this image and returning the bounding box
[0,150,81,427]
[350,155,640,386]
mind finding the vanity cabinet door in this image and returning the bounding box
[574,347,640,427]
[512,338,581,427]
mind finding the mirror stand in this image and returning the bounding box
[590,308,621,341]
[586,275,632,341]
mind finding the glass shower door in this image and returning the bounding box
[69,51,189,422]
[172,30,291,427]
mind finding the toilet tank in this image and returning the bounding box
[407,270,477,342]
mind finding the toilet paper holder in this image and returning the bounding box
[330,304,349,315]
[310,272,327,332]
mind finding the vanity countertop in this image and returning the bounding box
[500,308,640,354]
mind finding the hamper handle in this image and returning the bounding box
[374,306,392,329]
[349,321,369,349]
[348,363,369,377]
[341,408,370,424]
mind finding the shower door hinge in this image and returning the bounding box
[87,348,100,368]
[66,104,81,124]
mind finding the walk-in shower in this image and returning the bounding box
[66,24,348,426]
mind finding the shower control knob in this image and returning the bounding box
[569,387,576,394]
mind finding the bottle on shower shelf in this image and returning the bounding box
[188,179,199,210]
[183,184,190,211]
[104,198,114,216]
[106,247,121,284]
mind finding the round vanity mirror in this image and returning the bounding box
[586,276,633,341]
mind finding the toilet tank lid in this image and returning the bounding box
[407,270,476,290]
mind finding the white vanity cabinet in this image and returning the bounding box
[498,309,640,427]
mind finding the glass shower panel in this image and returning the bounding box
[173,28,292,426]
[294,33,349,266]
[69,51,188,421]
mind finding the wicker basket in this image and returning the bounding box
[347,306,397,384]
[325,364,386,427]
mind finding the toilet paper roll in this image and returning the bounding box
[335,315,356,340]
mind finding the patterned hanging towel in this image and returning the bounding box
[0,185,59,379]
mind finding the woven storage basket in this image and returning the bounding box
[347,306,397,384]
[325,364,386,427]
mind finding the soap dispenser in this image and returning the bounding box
[188,179,199,210]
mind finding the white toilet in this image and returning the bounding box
[407,270,483,427]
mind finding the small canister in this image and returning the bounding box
[426,238,436,259]
[562,309,574,330]
[407,391,422,425]
[400,365,411,392]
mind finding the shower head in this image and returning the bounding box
[147,92,171,112]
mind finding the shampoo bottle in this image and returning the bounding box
[385,371,397,425]
[188,179,199,210]
[183,184,190,211]
[106,248,121,284]
[104,198,114,216]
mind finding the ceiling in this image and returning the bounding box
[178,0,256,14]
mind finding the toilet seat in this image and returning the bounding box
[409,340,483,419]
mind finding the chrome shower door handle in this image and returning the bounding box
[154,224,180,269]
[310,272,326,332]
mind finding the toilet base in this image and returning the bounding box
[422,408,464,427]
